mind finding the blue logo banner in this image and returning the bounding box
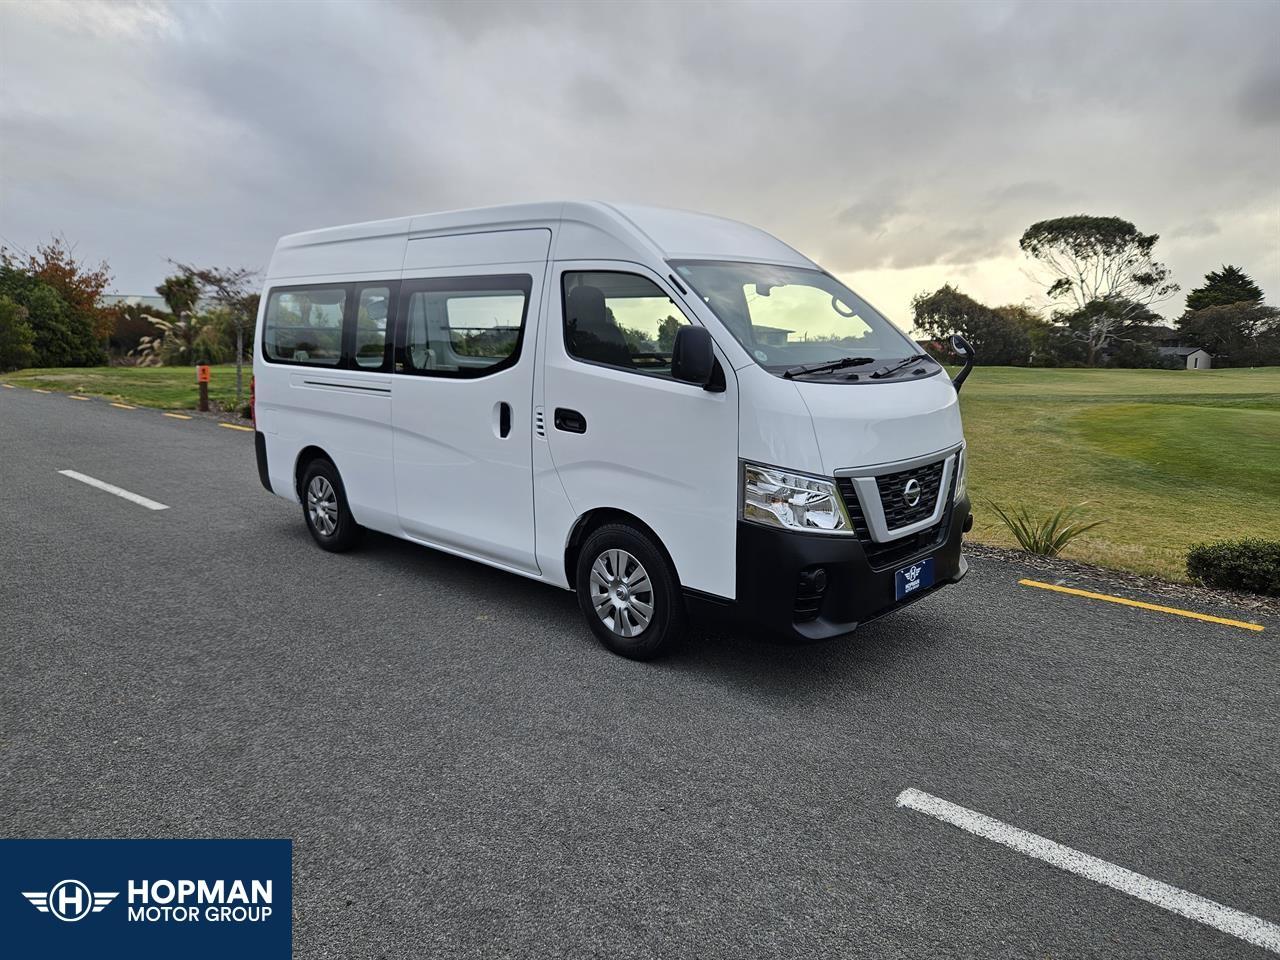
[0,839,291,960]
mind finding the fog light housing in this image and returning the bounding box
[794,566,828,623]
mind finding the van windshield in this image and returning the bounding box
[672,261,929,379]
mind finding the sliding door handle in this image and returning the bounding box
[498,402,512,438]
[554,408,586,434]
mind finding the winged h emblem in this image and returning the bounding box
[22,880,118,921]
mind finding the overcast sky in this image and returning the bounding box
[2,0,1277,327]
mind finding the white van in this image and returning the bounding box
[253,202,974,659]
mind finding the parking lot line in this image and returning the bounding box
[218,422,254,432]
[897,788,1280,954]
[2,383,13,388]
[1018,579,1264,632]
[110,402,135,410]
[69,395,90,401]
[33,388,51,393]
[163,413,193,420]
[56,470,169,511]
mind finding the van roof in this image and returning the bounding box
[269,201,813,278]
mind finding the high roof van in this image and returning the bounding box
[253,202,974,660]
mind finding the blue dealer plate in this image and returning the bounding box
[894,557,934,600]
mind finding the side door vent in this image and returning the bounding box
[534,406,546,439]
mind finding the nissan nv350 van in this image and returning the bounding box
[253,202,973,660]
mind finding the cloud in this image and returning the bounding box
[1,0,1277,324]
[1169,218,1221,240]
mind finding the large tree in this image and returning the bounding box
[1178,301,1280,367]
[1019,215,1178,365]
[22,237,115,341]
[911,284,1037,365]
[169,262,259,405]
[1183,264,1263,312]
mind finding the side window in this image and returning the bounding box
[399,275,531,377]
[263,286,347,366]
[352,284,394,370]
[562,271,691,377]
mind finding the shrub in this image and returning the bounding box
[987,501,1106,556]
[1186,540,1280,596]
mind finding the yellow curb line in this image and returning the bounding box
[218,422,254,432]
[69,395,90,401]
[1018,579,1264,632]
[163,413,193,420]
[111,402,135,410]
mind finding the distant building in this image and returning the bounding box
[100,294,168,312]
[1158,345,1212,370]
[99,294,215,313]
[752,324,794,346]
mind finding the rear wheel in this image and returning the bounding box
[576,523,685,660]
[301,458,362,552]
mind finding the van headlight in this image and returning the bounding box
[741,463,852,535]
[954,449,967,500]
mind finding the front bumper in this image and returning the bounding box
[712,493,970,643]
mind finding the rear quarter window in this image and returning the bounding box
[263,286,348,366]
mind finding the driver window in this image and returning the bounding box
[562,271,691,377]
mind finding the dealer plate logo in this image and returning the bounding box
[23,880,118,921]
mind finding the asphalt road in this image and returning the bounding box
[3,385,1277,958]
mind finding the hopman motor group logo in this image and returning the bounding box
[22,877,274,924]
[23,880,117,921]
[2,839,291,960]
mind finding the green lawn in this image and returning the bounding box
[0,364,251,412]
[958,367,1280,579]
[5,363,1277,581]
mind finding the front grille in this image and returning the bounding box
[875,460,946,529]
[837,457,957,570]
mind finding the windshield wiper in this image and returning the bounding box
[869,354,931,379]
[782,356,875,379]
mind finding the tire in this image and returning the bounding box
[300,458,362,552]
[575,523,686,660]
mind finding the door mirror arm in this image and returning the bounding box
[950,334,976,393]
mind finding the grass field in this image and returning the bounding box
[0,364,251,412]
[4,363,1278,581]
[958,367,1280,579]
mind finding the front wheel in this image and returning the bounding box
[575,523,686,660]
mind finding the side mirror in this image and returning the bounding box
[950,334,976,393]
[672,325,717,389]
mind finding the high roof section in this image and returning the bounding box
[268,202,813,279]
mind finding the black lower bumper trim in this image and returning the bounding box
[254,431,272,493]
[700,495,970,644]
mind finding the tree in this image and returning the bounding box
[22,237,115,341]
[656,315,683,352]
[0,295,36,371]
[169,262,259,405]
[1019,215,1179,365]
[0,240,108,367]
[1178,301,1280,367]
[911,284,1035,365]
[156,273,200,319]
[136,273,204,366]
[1184,265,1263,312]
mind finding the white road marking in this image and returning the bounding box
[57,470,169,511]
[897,788,1280,954]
